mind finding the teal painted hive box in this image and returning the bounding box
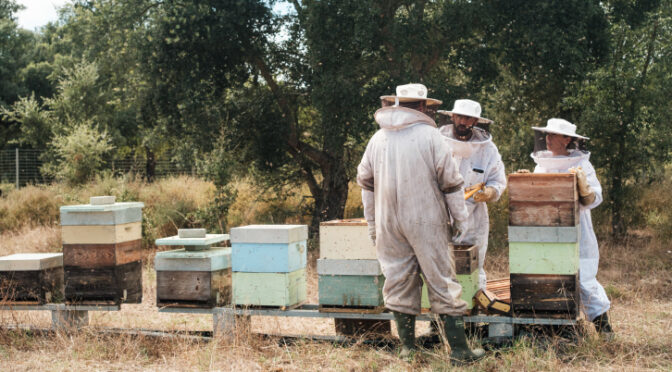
[421,270,479,310]
[233,269,306,307]
[230,225,308,273]
[154,247,232,308]
[317,259,384,308]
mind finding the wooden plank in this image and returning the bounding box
[231,241,307,273]
[318,275,384,307]
[509,242,579,275]
[509,201,579,227]
[320,218,367,227]
[61,222,142,244]
[230,225,308,244]
[60,207,143,226]
[508,173,577,202]
[233,269,306,307]
[0,267,63,304]
[316,259,382,276]
[155,247,232,272]
[510,273,579,317]
[0,253,63,271]
[319,304,386,314]
[63,240,142,268]
[64,261,142,304]
[319,224,376,260]
[454,244,478,275]
[507,225,580,243]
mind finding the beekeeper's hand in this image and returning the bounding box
[452,219,468,242]
[367,222,376,246]
[569,167,596,205]
[473,186,497,203]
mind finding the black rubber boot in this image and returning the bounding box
[393,311,416,361]
[440,314,485,365]
[593,312,614,340]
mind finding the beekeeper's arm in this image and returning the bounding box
[433,133,469,238]
[357,143,376,244]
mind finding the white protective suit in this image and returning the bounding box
[357,106,470,315]
[532,149,611,321]
[438,125,507,289]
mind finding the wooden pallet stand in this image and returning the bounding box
[61,196,144,305]
[0,253,64,304]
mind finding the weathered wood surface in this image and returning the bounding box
[233,269,306,307]
[320,218,367,227]
[510,273,580,317]
[231,241,307,273]
[318,274,384,307]
[61,222,142,245]
[64,261,142,304]
[454,244,478,275]
[422,270,479,310]
[154,234,229,248]
[319,222,376,260]
[230,224,308,244]
[156,268,231,307]
[509,242,579,275]
[60,207,143,226]
[509,201,579,227]
[0,253,63,271]
[63,240,142,268]
[0,267,64,304]
[507,225,580,243]
[155,247,231,272]
[508,173,577,202]
[316,259,382,276]
[334,318,391,337]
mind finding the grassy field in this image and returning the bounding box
[0,177,671,371]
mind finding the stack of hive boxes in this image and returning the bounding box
[60,196,144,305]
[317,219,383,311]
[421,244,479,311]
[508,173,581,318]
[230,225,307,308]
[154,229,231,308]
[0,253,63,304]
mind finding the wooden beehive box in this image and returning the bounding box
[233,269,306,307]
[508,173,579,226]
[155,247,232,308]
[422,244,479,310]
[510,274,580,318]
[230,225,308,273]
[0,253,64,304]
[60,197,144,305]
[319,219,376,260]
[317,259,384,309]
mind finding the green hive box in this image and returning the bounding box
[233,269,306,307]
[508,242,579,275]
[318,275,384,307]
[421,270,479,310]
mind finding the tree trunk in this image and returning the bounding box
[145,146,156,183]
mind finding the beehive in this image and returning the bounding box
[317,259,384,308]
[507,173,581,318]
[421,244,479,310]
[319,219,376,260]
[230,225,308,307]
[0,253,64,304]
[60,196,144,304]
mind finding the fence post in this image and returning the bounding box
[15,148,19,189]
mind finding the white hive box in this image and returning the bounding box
[319,219,376,260]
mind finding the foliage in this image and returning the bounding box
[41,121,114,185]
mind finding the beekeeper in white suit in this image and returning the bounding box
[357,83,485,363]
[437,100,507,289]
[529,118,613,337]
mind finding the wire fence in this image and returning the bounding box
[0,149,194,189]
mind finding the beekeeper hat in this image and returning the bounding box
[437,99,492,124]
[380,83,442,105]
[532,118,589,140]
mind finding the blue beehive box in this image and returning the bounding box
[230,225,308,273]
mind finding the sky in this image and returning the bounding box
[15,0,69,31]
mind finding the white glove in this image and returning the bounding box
[452,219,468,241]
